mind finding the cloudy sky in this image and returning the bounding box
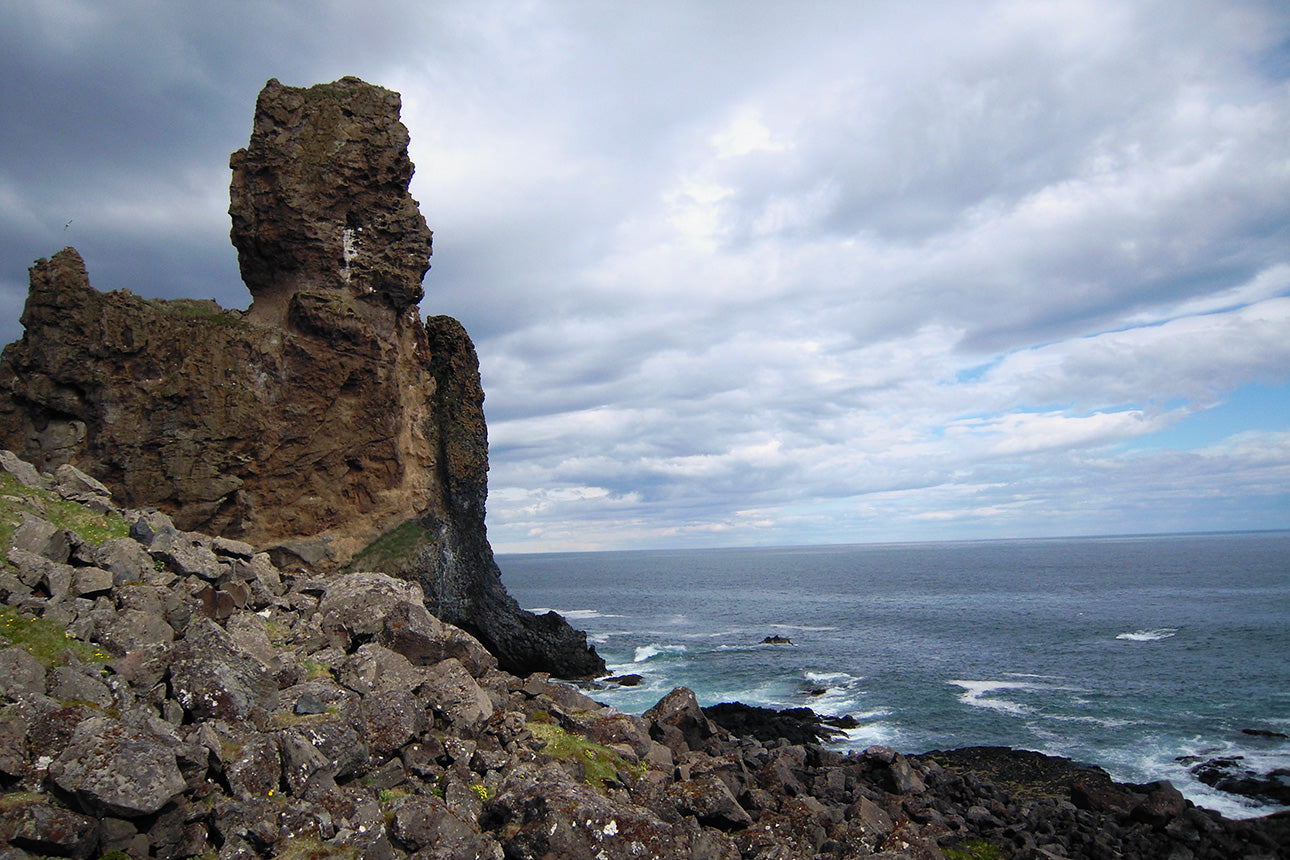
[2,1,1288,552]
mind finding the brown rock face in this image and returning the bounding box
[230,76,433,332]
[0,245,433,564]
[0,77,604,679]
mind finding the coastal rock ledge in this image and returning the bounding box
[0,77,602,680]
[0,450,1286,859]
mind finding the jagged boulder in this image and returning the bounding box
[0,76,603,679]
[48,717,188,817]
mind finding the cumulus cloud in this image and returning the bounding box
[1,0,1287,551]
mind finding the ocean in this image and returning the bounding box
[498,531,1290,819]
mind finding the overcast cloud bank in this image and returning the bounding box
[2,1,1287,551]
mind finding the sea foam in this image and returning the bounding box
[633,643,688,663]
[1116,628,1178,641]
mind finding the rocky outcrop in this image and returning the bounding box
[0,77,602,679]
[2,451,1286,860]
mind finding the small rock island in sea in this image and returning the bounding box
[0,78,1285,860]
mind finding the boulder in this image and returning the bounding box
[0,795,100,859]
[52,462,111,504]
[0,449,46,489]
[422,658,494,727]
[48,716,187,817]
[666,772,753,829]
[1188,755,1290,805]
[339,642,427,695]
[0,712,27,776]
[221,729,283,802]
[0,646,46,699]
[486,762,711,860]
[47,665,114,710]
[361,688,426,756]
[389,794,502,858]
[644,687,719,751]
[704,701,849,746]
[169,615,278,723]
[11,513,70,563]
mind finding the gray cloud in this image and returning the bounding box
[1,0,1287,551]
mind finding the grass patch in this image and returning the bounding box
[145,297,245,328]
[1,607,107,667]
[346,519,435,574]
[271,838,360,860]
[528,720,630,792]
[944,839,1004,860]
[375,787,412,804]
[0,471,128,555]
[0,791,48,810]
[219,738,245,764]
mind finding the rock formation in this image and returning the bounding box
[0,77,603,679]
[1,450,1286,860]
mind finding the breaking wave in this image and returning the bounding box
[1116,628,1178,642]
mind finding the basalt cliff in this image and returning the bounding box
[0,77,602,680]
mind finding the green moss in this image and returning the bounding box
[271,838,360,860]
[1,607,107,667]
[144,297,245,328]
[219,738,245,764]
[944,839,1004,860]
[0,790,48,810]
[0,471,128,555]
[528,720,629,792]
[346,519,435,574]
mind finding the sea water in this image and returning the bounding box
[498,532,1290,819]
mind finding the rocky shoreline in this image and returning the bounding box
[2,451,1287,860]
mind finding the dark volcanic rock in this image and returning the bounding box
[48,717,188,817]
[229,76,433,324]
[704,701,855,746]
[1189,755,1290,805]
[0,444,1288,860]
[0,76,601,680]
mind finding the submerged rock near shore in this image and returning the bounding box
[0,449,1287,859]
[0,77,601,680]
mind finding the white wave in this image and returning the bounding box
[1004,672,1063,680]
[1051,713,1139,730]
[805,671,862,685]
[949,679,1040,716]
[1116,628,1178,642]
[835,720,897,749]
[562,608,626,620]
[633,644,688,663]
[769,624,840,632]
[806,689,863,715]
[1097,734,1290,820]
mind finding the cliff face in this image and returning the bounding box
[0,77,603,679]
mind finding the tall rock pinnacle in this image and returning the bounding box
[230,77,433,332]
[0,77,604,679]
